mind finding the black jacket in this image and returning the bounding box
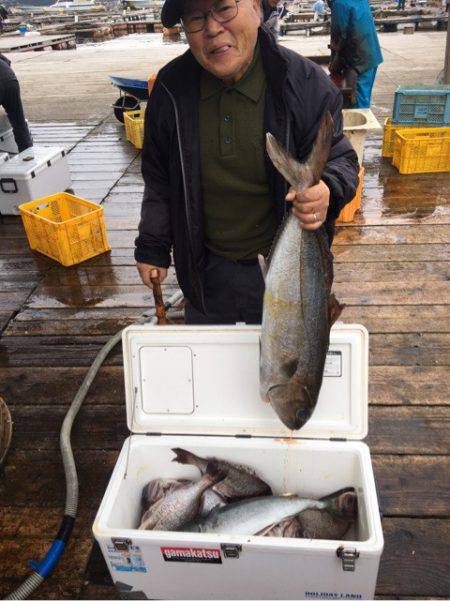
[135,25,359,313]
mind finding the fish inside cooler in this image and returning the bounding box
[99,435,376,545]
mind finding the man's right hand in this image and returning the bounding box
[136,263,168,289]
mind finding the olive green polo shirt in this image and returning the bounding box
[199,44,277,261]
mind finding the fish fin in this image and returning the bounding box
[266,112,333,191]
[319,487,355,502]
[171,447,199,466]
[281,359,298,379]
[257,523,277,536]
[258,254,268,281]
[329,293,345,325]
[319,488,358,519]
[315,226,334,296]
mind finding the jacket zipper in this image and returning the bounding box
[160,82,195,263]
[160,82,205,310]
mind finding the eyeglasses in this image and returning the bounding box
[181,0,241,33]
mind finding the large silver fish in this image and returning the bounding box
[260,113,343,430]
[139,461,225,531]
[262,488,358,540]
[172,448,272,500]
[179,494,329,536]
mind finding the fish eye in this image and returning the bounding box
[296,408,310,422]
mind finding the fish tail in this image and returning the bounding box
[265,112,333,190]
[306,111,334,186]
[171,447,202,467]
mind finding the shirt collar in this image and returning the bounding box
[200,42,265,103]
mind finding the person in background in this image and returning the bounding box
[0,5,8,32]
[277,1,289,35]
[261,0,281,37]
[396,0,406,10]
[0,54,33,152]
[327,0,382,108]
[313,0,327,21]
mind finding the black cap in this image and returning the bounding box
[161,0,183,27]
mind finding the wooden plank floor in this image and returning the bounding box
[0,121,449,600]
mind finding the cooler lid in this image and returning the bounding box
[0,146,66,179]
[122,323,368,441]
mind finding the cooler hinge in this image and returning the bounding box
[145,432,162,436]
[235,434,251,439]
[221,543,242,558]
[330,437,347,442]
[337,546,359,571]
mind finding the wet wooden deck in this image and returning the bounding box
[0,120,449,599]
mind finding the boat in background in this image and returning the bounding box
[44,0,105,12]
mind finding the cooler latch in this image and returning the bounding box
[221,543,242,558]
[337,546,359,571]
[112,537,132,552]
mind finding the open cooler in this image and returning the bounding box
[93,323,383,600]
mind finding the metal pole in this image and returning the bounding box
[444,0,450,84]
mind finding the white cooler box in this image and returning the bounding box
[0,112,30,155]
[0,127,18,155]
[0,146,72,215]
[93,324,384,600]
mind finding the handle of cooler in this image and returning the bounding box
[0,178,18,193]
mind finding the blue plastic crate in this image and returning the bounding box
[392,84,450,126]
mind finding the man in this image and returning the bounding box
[278,1,289,19]
[0,54,33,153]
[313,0,327,21]
[0,5,8,31]
[328,0,382,108]
[277,1,289,35]
[261,0,281,36]
[135,0,359,324]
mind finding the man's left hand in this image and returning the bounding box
[286,179,330,230]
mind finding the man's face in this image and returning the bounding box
[183,0,261,86]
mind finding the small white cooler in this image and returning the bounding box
[0,127,18,155]
[0,146,72,215]
[0,111,30,155]
[93,323,384,600]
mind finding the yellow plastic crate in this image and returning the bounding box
[381,118,429,158]
[337,166,364,223]
[392,128,450,174]
[124,109,145,149]
[19,193,111,267]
